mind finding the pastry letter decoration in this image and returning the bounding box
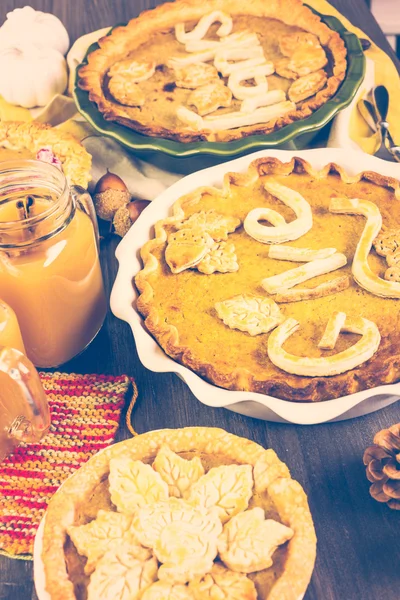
[214,46,265,77]
[169,32,259,67]
[228,64,274,100]
[241,89,286,113]
[274,275,350,303]
[177,102,295,132]
[244,180,313,244]
[175,11,232,44]
[268,245,337,262]
[330,197,400,298]
[261,253,347,294]
[317,311,347,349]
[267,315,381,376]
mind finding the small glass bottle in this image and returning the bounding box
[0,346,51,461]
[0,160,107,368]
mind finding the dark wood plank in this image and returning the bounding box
[0,2,399,600]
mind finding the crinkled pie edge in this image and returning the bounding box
[42,427,316,600]
[0,121,91,189]
[77,0,347,143]
[135,156,400,402]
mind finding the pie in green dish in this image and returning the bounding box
[74,1,364,157]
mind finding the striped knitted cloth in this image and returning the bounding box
[0,372,135,559]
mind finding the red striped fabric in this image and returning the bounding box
[0,372,132,558]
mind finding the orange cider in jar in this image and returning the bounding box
[0,160,107,368]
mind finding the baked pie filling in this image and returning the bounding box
[135,157,400,402]
[42,428,316,600]
[78,0,347,141]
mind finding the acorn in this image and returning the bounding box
[113,200,151,237]
[93,170,131,221]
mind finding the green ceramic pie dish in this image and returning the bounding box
[73,7,365,165]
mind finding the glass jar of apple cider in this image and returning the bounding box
[0,160,107,368]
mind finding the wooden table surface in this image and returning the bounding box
[1,1,400,599]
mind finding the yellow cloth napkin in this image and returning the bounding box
[0,0,398,158]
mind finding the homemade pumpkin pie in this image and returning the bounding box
[78,0,347,142]
[0,121,91,188]
[41,427,316,600]
[135,157,400,402]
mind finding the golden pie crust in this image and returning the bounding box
[77,0,347,142]
[135,157,400,402]
[41,427,316,600]
[0,121,91,188]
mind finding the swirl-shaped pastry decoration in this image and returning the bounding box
[175,11,232,44]
[330,197,400,298]
[244,180,313,244]
[267,314,381,377]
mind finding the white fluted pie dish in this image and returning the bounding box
[111,148,400,424]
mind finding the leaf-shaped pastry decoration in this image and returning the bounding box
[108,75,146,107]
[155,519,219,583]
[108,60,156,82]
[196,241,239,274]
[87,542,158,600]
[188,82,232,116]
[189,563,257,600]
[215,294,284,336]
[131,498,222,549]
[288,70,327,103]
[142,581,195,600]
[109,458,168,514]
[165,229,215,274]
[67,510,134,574]
[288,46,328,76]
[275,58,299,80]
[174,63,220,89]
[279,31,321,57]
[153,445,205,498]
[217,507,293,573]
[187,464,253,523]
[373,228,400,257]
[176,210,241,241]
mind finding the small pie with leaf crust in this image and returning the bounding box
[0,121,91,188]
[135,156,400,402]
[78,0,347,142]
[41,427,316,600]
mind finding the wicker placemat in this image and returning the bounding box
[0,372,137,559]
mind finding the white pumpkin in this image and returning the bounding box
[0,6,69,56]
[0,45,68,108]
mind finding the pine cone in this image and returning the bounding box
[363,423,400,510]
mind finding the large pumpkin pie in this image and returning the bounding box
[41,427,316,600]
[135,157,400,402]
[78,0,347,142]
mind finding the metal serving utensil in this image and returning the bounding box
[370,85,400,161]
